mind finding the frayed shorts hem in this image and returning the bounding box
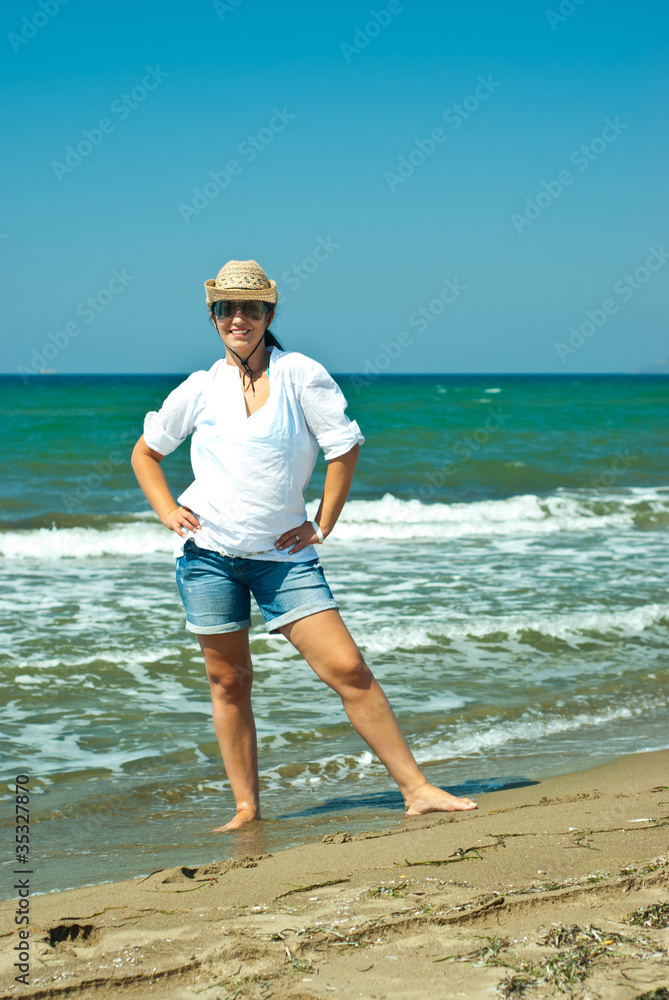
[185,618,252,635]
[185,601,339,636]
[265,599,339,634]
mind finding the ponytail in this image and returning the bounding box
[264,329,284,350]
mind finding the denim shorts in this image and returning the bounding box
[175,540,339,634]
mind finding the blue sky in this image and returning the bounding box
[2,0,667,374]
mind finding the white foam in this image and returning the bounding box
[2,488,668,559]
[357,603,669,649]
[419,699,657,761]
[10,734,199,776]
[323,489,669,542]
[260,750,376,787]
[253,693,667,790]
[359,624,434,653]
[0,522,172,560]
[0,646,189,675]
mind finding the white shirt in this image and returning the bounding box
[143,348,364,560]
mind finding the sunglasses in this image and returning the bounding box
[212,300,272,321]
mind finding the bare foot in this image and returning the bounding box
[212,807,261,833]
[404,781,477,815]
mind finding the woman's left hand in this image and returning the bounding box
[275,521,322,555]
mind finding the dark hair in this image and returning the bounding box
[264,329,283,349]
[264,303,283,350]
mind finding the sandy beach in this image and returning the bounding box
[2,749,668,1000]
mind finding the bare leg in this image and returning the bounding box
[281,610,476,814]
[197,631,261,831]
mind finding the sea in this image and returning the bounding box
[1,372,668,897]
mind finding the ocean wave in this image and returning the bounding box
[331,488,669,542]
[420,698,664,762]
[266,694,669,786]
[1,487,668,559]
[0,522,173,559]
[259,750,376,788]
[358,602,669,651]
[260,694,668,787]
[3,687,666,790]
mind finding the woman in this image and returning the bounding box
[131,259,476,831]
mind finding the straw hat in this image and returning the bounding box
[205,259,278,306]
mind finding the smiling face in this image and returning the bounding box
[211,301,275,364]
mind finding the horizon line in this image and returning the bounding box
[1,370,667,379]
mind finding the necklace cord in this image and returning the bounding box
[225,338,266,395]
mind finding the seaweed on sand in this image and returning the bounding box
[624,902,669,929]
[499,923,639,998]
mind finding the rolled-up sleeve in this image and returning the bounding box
[142,371,206,456]
[299,366,365,460]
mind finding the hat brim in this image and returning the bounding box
[205,279,278,307]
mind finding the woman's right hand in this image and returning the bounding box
[162,506,201,537]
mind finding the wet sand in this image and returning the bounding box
[1,749,668,1000]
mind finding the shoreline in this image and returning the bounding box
[14,746,669,901]
[2,749,668,999]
